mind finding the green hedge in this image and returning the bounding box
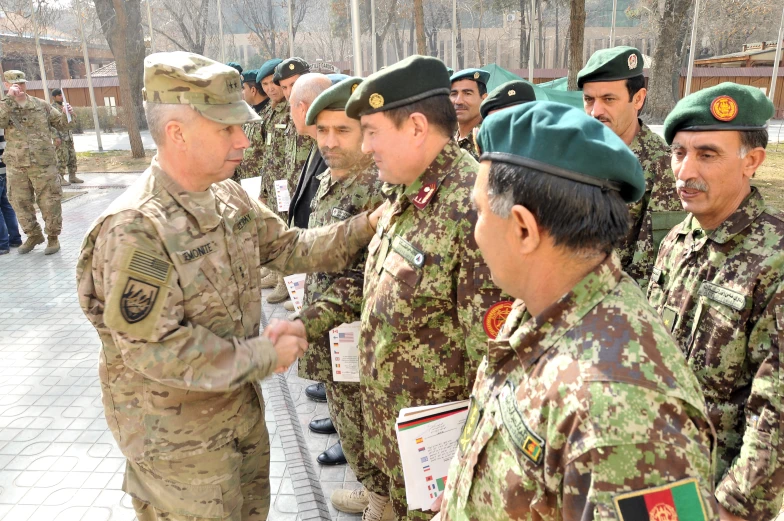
[71,106,126,133]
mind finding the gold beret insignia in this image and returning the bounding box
[369,93,384,109]
[289,63,295,70]
[474,72,480,79]
[508,89,516,96]
[351,83,359,93]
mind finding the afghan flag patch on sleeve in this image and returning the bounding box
[613,478,708,521]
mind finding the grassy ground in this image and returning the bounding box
[754,148,784,210]
[76,150,155,173]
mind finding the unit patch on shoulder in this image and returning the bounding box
[498,382,543,465]
[613,478,708,521]
[412,182,438,210]
[120,277,160,324]
[483,301,513,339]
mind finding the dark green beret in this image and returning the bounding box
[273,57,310,85]
[577,46,643,88]
[446,67,454,76]
[241,69,258,84]
[450,68,490,86]
[257,59,282,83]
[227,62,243,74]
[346,55,450,119]
[480,80,536,119]
[663,82,774,145]
[306,77,363,126]
[477,101,645,203]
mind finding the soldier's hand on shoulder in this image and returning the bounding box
[272,333,307,373]
[369,200,390,231]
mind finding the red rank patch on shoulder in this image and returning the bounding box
[412,182,438,210]
[483,301,514,339]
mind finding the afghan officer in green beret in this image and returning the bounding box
[450,68,489,160]
[268,54,505,521]
[579,46,684,288]
[435,101,717,521]
[648,82,784,521]
[76,51,383,521]
[232,69,269,183]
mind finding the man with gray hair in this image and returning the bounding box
[76,51,382,521]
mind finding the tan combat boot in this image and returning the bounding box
[331,487,369,514]
[44,236,60,255]
[266,275,290,304]
[69,173,84,184]
[260,270,278,289]
[60,174,70,186]
[17,233,44,254]
[260,266,270,279]
[361,492,394,521]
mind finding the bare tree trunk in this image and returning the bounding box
[567,0,585,91]
[518,0,528,68]
[537,0,543,67]
[645,0,694,122]
[413,0,426,54]
[554,1,560,68]
[475,0,484,64]
[456,8,464,68]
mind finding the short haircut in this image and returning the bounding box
[478,82,487,96]
[740,129,769,154]
[52,88,63,97]
[290,73,332,107]
[486,162,630,255]
[384,94,457,138]
[245,81,262,94]
[625,75,645,102]
[144,102,196,146]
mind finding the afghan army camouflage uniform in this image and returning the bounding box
[259,101,290,217]
[647,187,784,519]
[76,158,376,521]
[0,94,67,238]
[298,156,386,493]
[232,99,270,183]
[301,141,503,520]
[440,254,718,521]
[51,100,78,177]
[455,126,479,160]
[618,121,684,288]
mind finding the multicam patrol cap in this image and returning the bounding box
[577,46,644,88]
[306,77,363,125]
[3,70,26,84]
[663,82,775,145]
[143,51,260,125]
[257,58,283,83]
[480,80,536,119]
[273,57,310,85]
[477,101,645,203]
[450,68,490,86]
[345,55,450,119]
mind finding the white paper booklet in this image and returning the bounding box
[329,322,361,382]
[274,179,291,212]
[239,176,262,201]
[283,273,306,312]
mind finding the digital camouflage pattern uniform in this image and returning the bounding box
[232,99,270,183]
[0,93,67,238]
[455,128,479,160]
[619,121,684,288]
[440,254,718,521]
[51,99,77,177]
[299,156,386,493]
[259,101,290,217]
[302,141,503,519]
[647,188,784,519]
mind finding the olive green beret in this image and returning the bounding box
[257,59,282,83]
[306,77,363,126]
[227,62,243,74]
[143,51,259,125]
[3,70,26,84]
[345,55,450,119]
[241,69,258,84]
[480,80,536,119]
[450,68,490,86]
[477,101,644,203]
[577,46,643,88]
[273,57,310,85]
[663,82,774,145]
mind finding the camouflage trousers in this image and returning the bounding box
[127,401,270,521]
[6,164,62,237]
[324,382,386,495]
[55,140,77,176]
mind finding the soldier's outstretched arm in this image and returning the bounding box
[715,284,784,520]
[79,212,287,392]
[299,269,365,342]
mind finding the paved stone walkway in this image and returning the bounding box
[0,173,361,520]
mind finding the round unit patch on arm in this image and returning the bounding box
[483,301,514,339]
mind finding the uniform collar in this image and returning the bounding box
[253,98,270,114]
[628,119,655,154]
[488,253,623,372]
[273,100,288,113]
[322,155,374,191]
[403,140,464,210]
[150,156,231,233]
[676,187,766,245]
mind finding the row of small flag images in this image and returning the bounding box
[416,437,447,498]
[332,329,355,375]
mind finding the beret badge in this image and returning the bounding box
[369,93,385,109]
[710,95,739,122]
[628,54,638,70]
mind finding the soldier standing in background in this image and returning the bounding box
[231,69,269,183]
[449,68,488,160]
[579,46,684,288]
[0,70,70,255]
[51,88,83,186]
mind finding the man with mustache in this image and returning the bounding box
[449,68,488,160]
[648,83,784,521]
[579,47,684,288]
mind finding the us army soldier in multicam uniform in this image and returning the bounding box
[648,83,784,521]
[75,51,381,521]
[51,88,83,186]
[579,47,684,288]
[437,102,717,521]
[0,70,70,255]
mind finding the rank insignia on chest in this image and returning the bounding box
[412,182,438,210]
[120,277,160,324]
[458,395,482,455]
[661,306,678,333]
[613,478,708,521]
[483,301,514,339]
[498,382,543,465]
